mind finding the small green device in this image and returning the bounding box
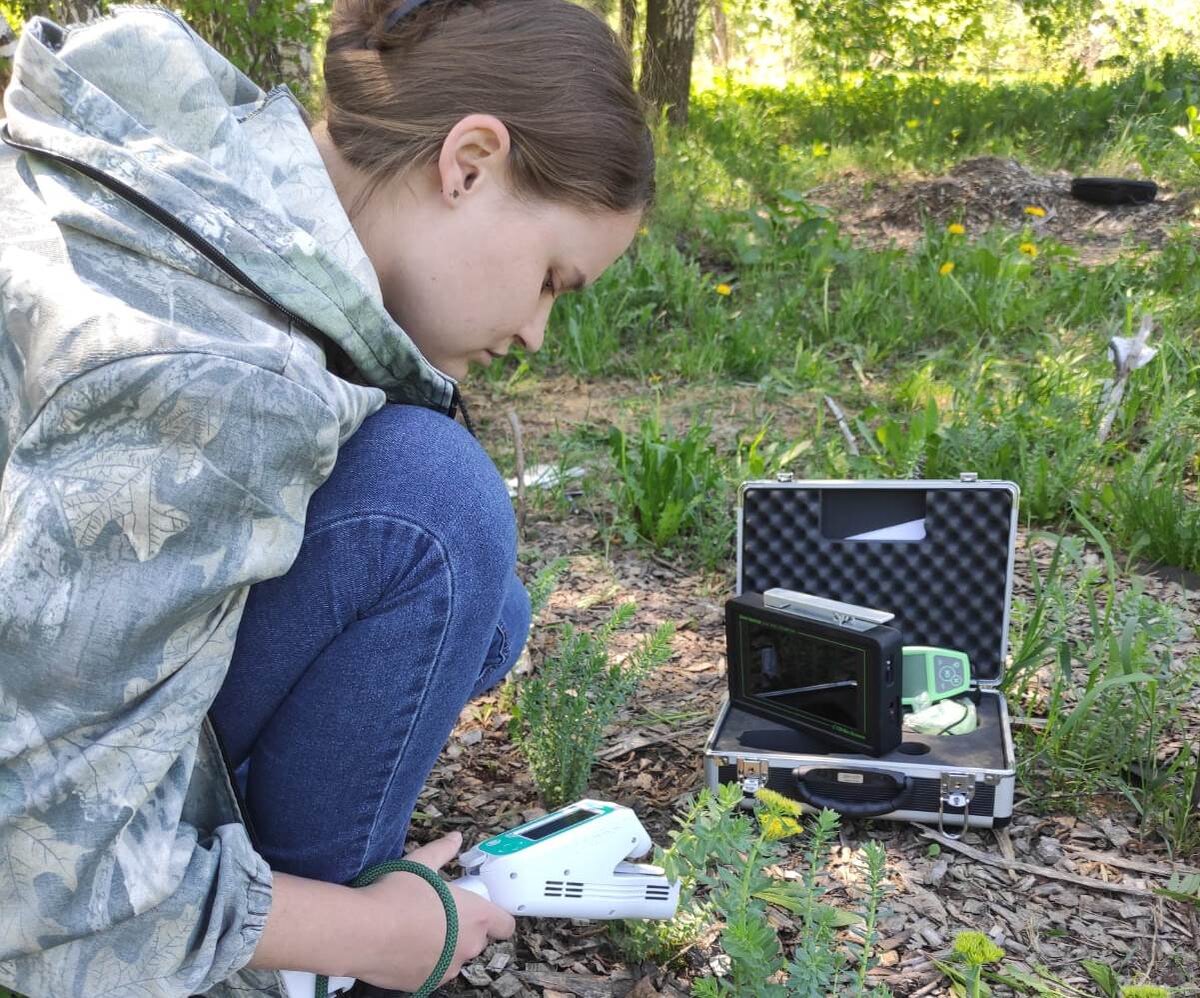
[901,646,971,707]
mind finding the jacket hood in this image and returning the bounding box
[1,4,456,410]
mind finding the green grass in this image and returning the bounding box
[1005,520,1200,854]
[685,54,1200,189]
[510,216,1200,568]
[477,53,1200,581]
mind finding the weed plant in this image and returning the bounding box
[612,784,892,997]
[525,556,569,616]
[734,423,813,480]
[609,412,733,568]
[1086,436,1200,572]
[1005,524,1200,853]
[509,603,674,809]
[923,930,1179,996]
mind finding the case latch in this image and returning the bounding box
[737,757,769,793]
[938,772,976,839]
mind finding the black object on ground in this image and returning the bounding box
[1070,177,1158,206]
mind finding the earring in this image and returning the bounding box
[452,190,460,199]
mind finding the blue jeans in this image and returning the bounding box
[208,404,530,885]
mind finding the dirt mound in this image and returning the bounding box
[812,156,1198,264]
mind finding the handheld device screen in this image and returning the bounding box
[520,807,599,841]
[738,615,866,736]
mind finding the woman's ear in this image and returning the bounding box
[437,114,512,206]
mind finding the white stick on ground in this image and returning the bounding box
[506,408,526,537]
[825,394,860,456]
[1097,313,1157,444]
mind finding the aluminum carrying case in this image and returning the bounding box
[703,475,1020,833]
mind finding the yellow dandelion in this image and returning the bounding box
[905,118,920,129]
[947,223,965,235]
[638,226,649,236]
[939,261,955,276]
[932,97,942,106]
[1019,242,1038,257]
[715,283,733,296]
[1023,205,1046,217]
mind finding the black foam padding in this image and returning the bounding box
[713,695,1007,771]
[740,486,1014,681]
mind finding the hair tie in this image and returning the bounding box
[385,0,436,31]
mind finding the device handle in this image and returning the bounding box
[450,874,490,901]
[791,767,915,818]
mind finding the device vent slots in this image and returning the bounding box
[543,881,585,898]
[644,884,671,900]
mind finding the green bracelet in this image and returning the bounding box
[314,858,459,998]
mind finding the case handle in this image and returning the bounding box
[791,767,915,818]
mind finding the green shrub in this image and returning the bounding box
[525,556,569,617]
[509,603,674,809]
[613,784,892,998]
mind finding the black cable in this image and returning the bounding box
[455,390,477,437]
[936,700,972,736]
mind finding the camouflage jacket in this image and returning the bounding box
[0,7,457,996]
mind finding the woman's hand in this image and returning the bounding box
[355,831,516,991]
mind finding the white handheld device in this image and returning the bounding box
[280,799,679,998]
[453,798,680,919]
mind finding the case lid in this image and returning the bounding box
[736,478,1019,684]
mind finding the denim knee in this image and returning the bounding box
[308,403,518,599]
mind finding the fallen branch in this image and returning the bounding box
[1065,845,1200,879]
[915,825,1167,898]
[824,395,860,456]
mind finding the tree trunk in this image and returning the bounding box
[619,0,636,52]
[708,0,728,70]
[640,0,699,126]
